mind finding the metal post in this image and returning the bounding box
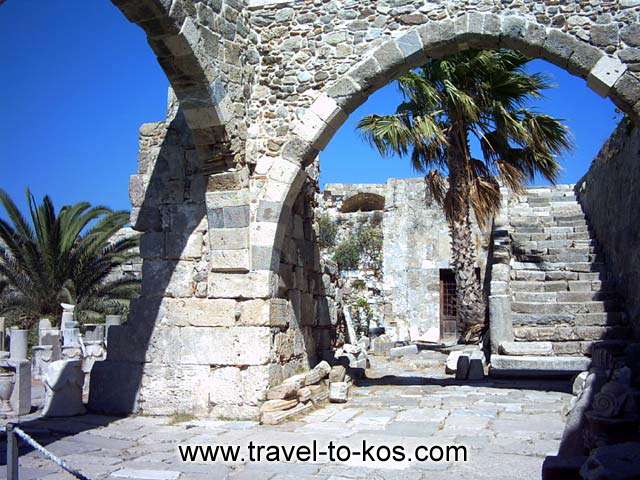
[7,423,19,480]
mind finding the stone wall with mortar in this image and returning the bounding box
[96,0,640,418]
[576,118,640,338]
[316,178,489,343]
[317,184,387,334]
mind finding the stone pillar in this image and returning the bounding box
[0,317,5,351]
[0,359,31,416]
[489,294,513,354]
[9,329,28,361]
[61,304,80,347]
[104,315,122,345]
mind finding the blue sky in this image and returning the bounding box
[0,1,621,213]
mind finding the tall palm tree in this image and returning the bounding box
[358,49,572,342]
[0,189,140,328]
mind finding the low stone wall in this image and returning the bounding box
[576,119,640,338]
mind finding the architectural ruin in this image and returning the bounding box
[89,0,640,418]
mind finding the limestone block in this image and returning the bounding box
[396,30,425,67]
[207,271,276,299]
[417,19,457,57]
[304,360,331,386]
[329,382,349,403]
[147,326,272,366]
[1,359,31,416]
[42,360,85,417]
[308,93,346,130]
[542,29,578,68]
[389,344,418,358]
[303,385,325,406]
[500,341,553,356]
[208,227,249,250]
[9,329,28,361]
[490,355,590,377]
[261,401,312,425]
[162,298,236,327]
[260,398,298,413]
[142,260,195,298]
[209,366,273,407]
[283,373,306,390]
[210,248,250,272]
[329,365,347,383]
[588,56,628,97]
[445,351,463,374]
[266,382,298,400]
[489,295,513,354]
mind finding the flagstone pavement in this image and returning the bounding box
[1,353,573,480]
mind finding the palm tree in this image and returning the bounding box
[0,189,140,328]
[358,49,572,342]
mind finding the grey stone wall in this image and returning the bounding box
[383,178,489,342]
[96,0,640,418]
[576,119,640,338]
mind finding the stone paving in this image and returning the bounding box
[1,353,573,480]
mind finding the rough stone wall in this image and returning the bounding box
[576,119,640,338]
[97,0,640,418]
[317,184,386,333]
[106,227,142,284]
[316,178,489,343]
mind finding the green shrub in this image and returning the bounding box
[352,297,373,338]
[334,237,360,271]
[317,214,338,249]
[356,225,383,273]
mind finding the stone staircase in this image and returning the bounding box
[491,185,629,376]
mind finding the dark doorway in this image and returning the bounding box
[439,269,457,341]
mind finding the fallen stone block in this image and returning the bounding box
[445,351,463,374]
[260,398,298,413]
[304,360,331,386]
[389,344,418,358]
[266,382,298,400]
[297,386,311,403]
[329,365,346,383]
[329,382,349,403]
[283,373,306,390]
[308,384,329,404]
[261,401,314,425]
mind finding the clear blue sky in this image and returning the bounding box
[1,1,621,213]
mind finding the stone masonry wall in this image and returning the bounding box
[576,118,640,338]
[94,0,640,418]
[383,178,490,342]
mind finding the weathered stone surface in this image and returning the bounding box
[266,382,298,400]
[455,354,470,380]
[490,355,590,377]
[329,365,346,383]
[260,398,298,412]
[389,344,418,358]
[329,381,349,403]
[500,341,554,356]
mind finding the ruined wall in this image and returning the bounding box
[383,178,490,342]
[576,119,640,338]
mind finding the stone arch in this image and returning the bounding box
[341,192,386,213]
[254,14,640,277]
[112,0,246,170]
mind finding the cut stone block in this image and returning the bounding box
[260,398,298,413]
[500,341,554,356]
[266,382,298,400]
[329,365,346,383]
[587,55,627,97]
[329,381,349,403]
[261,400,313,425]
[389,344,418,358]
[445,351,463,374]
[490,355,591,377]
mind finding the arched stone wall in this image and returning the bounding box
[95,2,640,419]
[252,15,639,286]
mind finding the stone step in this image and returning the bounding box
[489,354,590,377]
[511,262,605,273]
[511,301,619,314]
[512,291,618,303]
[510,279,610,292]
[513,325,630,342]
[515,253,596,264]
[512,312,626,326]
[499,341,553,356]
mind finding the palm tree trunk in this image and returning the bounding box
[447,130,485,343]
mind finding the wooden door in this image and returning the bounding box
[439,269,458,341]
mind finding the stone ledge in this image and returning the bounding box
[490,354,590,377]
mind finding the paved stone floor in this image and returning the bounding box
[1,353,573,480]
